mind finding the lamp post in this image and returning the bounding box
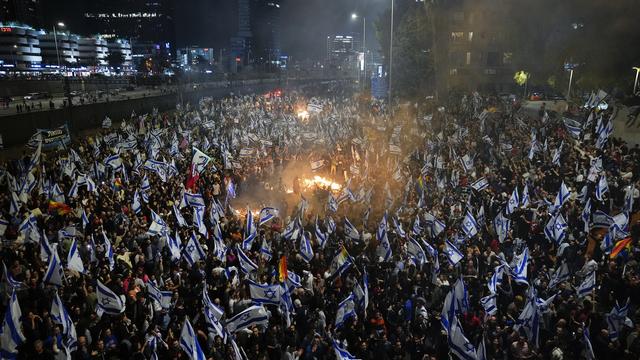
[53,22,65,72]
[633,67,640,95]
[351,13,366,90]
[389,0,394,105]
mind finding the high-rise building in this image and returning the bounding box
[0,0,43,28]
[82,0,175,52]
[431,0,518,93]
[251,1,280,65]
[0,23,42,71]
[326,35,360,69]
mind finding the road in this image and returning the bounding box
[0,85,178,116]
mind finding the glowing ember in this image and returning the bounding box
[297,110,309,120]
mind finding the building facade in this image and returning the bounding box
[251,1,281,66]
[107,39,133,69]
[432,0,518,94]
[38,32,80,68]
[0,24,42,71]
[77,37,109,66]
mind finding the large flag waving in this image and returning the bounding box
[180,318,206,360]
[191,147,212,177]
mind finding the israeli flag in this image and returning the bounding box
[183,233,206,266]
[247,280,282,306]
[283,217,301,241]
[104,154,123,171]
[606,299,633,341]
[577,271,596,298]
[225,305,269,333]
[1,290,26,357]
[67,239,85,274]
[544,213,567,244]
[327,195,339,212]
[332,339,358,360]
[506,187,520,215]
[236,246,258,274]
[147,210,168,236]
[389,216,404,239]
[103,231,115,271]
[407,237,427,266]
[335,294,356,329]
[2,262,25,289]
[81,209,89,230]
[132,190,142,214]
[511,247,529,285]
[299,231,315,263]
[521,184,530,208]
[259,238,272,261]
[40,231,53,262]
[329,247,353,279]
[242,209,257,250]
[141,175,150,192]
[480,294,497,315]
[173,204,187,227]
[514,296,540,348]
[191,147,211,177]
[412,215,423,236]
[167,231,182,262]
[461,210,479,238]
[258,207,278,226]
[548,262,570,289]
[448,317,477,360]
[180,318,206,360]
[202,286,226,341]
[315,216,328,249]
[146,282,172,309]
[493,210,511,243]
[459,154,474,173]
[326,216,336,235]
[471,177,489,192]
[552,181,571,212]
[44,245,63,287]
[51,292,78,351]
[184,192,205,208]
[444,240,464,266]
[552,141,563,167]
[596,175,609,201]
[344,217,360,241]
[431,217,446,238]
[96,280,126,316]
[210,199,226,222]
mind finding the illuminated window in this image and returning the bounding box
[449,68,458,76]
[468,32,473,42]
[503,52,513,64]
[450,32,464,41]
[466,52,471,65]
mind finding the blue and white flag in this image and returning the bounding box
[299,231,314,263]
[167,231,182,262]
[459,154,474,173]
[96,280,126,316]
[453,277,470,313]
[582,325,595,360]
[327,195,339,212]
[582,199,592,232]
[132,190,142,214]
[606,299,633,341]
[147,210,168,236]
[67,239,85,274]
[44,245,63,287]
[173,204,187,227]
[493,210,511,243]
[191,147,211,177]
[2,262,25,289]
[332,339,358,360]
[552,141,563,167]
[507,187,519,215]
[577,271,596,298]
[480,294,497,315]
[553,181,571,211]
[596,174,609,201]
[344,218,360,241]
[236,246,258,274]
[470,177,489,192]
[247,280,282,306]
[511,247,529,285]
[260,238,272,262]
[329,247,353,279]
[624,186,635,213]
[476,205,486,227]
[104,154,123,171]
[326,216,336,235]
[183,233,206,266]
[193,206,208,237]
[548,262,570,289]
[183,192,205,208]
[544,213,567,244]
[431,217,446,238]
[258,207,278,226]
[448,317,477,360]
[180,318,206,360]
[81,208,90,230]
[407,237,427,266]
[315,216,328,249]
[225,305,269,333]
[103,231,115,271]
[444,240,464,266]
[564,118,583,138]
[141,175,150,192]
[335,294,356,329]
[514,296,540,348]
[147,282,172,309]
[51,292,78,351]
[202,286,226,341]
[0,290,26,357]
[461,210,478,238]
[242,208,257,250]
[521,184,530,208]
[283,217,301,241]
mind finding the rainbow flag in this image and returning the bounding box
[610,237,632,259]
[278,256,288,283]
[48,200,72,215]
[112,177,123,190]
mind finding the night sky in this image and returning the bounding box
[42,0,388,60]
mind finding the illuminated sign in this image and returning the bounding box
[1,27,12,33]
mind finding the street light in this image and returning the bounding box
[351,13,366,90]
[53,22,65,72]
[633,67,640,96]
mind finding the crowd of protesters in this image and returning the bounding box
[0,82,639,360]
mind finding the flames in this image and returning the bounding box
[286,176,342,194]
[297,110,309,121]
